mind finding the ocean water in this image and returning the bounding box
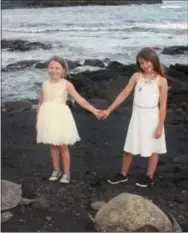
[2,1,188,102]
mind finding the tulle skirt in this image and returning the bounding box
[37,102,80,145]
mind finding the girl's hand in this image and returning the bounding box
[100,109,111,120]
[154,127,162,139]
[93,109,101,119]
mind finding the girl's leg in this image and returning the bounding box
[59,145,71,183]
[147,153,159,179]
[108,152,133,184]
[50,145,60,171]
[49,145,61,181]
[59,144,70,175]
[136,153,159,187]
[121,152,133,176]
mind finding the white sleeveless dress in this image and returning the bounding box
[123,73,167,157]
[37,79,80,146]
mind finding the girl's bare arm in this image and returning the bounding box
[107,72,138,114]
[158,78,168,129]
[67,81,98,115]
[36,85,43,122]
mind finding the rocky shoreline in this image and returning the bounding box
[2,39,188,55]
[2,52,188,124]
[2,0,162,9]
[2,54,188,231]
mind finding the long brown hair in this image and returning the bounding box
[136,47,165,77]
[47,56,71,79]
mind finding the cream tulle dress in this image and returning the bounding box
[123,73,167,157]
[37,79,80,145]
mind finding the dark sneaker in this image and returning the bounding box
[136,175,154,188]
[108,172,128,185]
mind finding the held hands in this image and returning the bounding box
[98,109,111,120]
[92,109,111,120]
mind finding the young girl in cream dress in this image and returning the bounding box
[36,56,99,183]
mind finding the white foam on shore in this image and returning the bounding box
[71,66,106,74]
[3,22,187,33]
[161,5,184,9]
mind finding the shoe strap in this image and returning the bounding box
[52,171,60,177]
[62,174,70,178]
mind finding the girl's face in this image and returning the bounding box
[48,60,66,79]
[138,57,154,74]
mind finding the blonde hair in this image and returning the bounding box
[136,47,165,78]
[47,56,71,79]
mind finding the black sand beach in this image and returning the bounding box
[1,62,188,231]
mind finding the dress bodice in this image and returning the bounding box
[134,73,160,108]
[42,79,68,104]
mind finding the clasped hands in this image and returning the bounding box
[93,109,111,120]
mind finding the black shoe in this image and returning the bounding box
[135,175,154,188]
[108,172,128,185]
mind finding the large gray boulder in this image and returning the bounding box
[1,179,49,223]
[94,193,182,232]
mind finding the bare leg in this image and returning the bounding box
[59,145,70,174]
[108,151,133,184]
[50,145,60,171]
[121,152,133,176]
[147,153,159,179]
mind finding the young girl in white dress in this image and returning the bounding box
[36,56,99,183]
[99,47,168,187]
